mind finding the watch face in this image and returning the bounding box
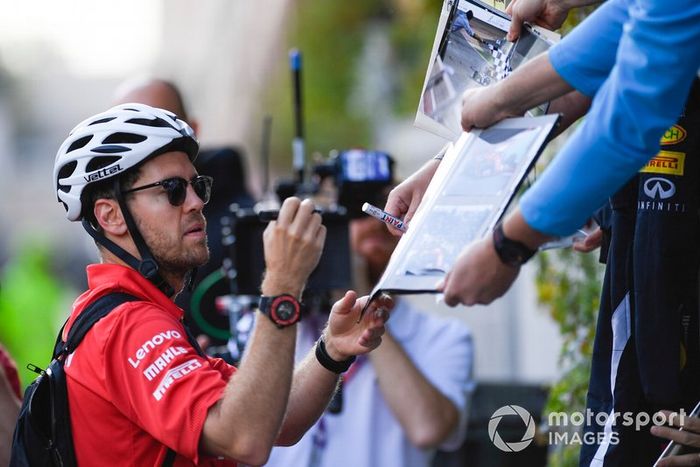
[270,296,300,326]
[276,301,296,321]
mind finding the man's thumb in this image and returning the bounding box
[334,290,358,315]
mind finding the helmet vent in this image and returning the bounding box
[86,156,121,172]
[92,145,130,154]
[126,117,173,129]
[66,135,93,153]
[102,132,147,144]
[57,160,78,192]
[88,117,117,126]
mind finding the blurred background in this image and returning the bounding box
[0,1,600,465]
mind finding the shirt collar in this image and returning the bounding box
[77,263,182,319]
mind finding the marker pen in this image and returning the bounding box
[361,203,408,233]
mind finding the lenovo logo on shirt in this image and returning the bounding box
[128,330,182,369]
[152,359,202,401]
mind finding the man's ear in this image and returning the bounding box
[93,199,128,236]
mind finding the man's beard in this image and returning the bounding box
[155,241,210,278]
[138,214,210,278]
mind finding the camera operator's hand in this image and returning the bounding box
[323,292,393,361]
[461,86,519,132]
[262,197,326,297]
[384,158,441,236]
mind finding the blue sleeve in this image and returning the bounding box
[520,0,700,236]
[548,0,630,97]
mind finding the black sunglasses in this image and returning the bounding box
[124,175,213,206]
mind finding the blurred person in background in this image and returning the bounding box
[0,244,72,387]
[52,103,391,465]
[0,343,21,466]
[262,185,474,467]
[113,78,255,346]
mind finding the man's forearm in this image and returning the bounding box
[276,350,340,446]
[202,316,297,463]
[502,208,553,250]
[547,90,591,138]
[369,332,458,449]
[496,53,573,115]
[562,0,602,9]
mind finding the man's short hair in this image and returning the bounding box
[81,168,141,230]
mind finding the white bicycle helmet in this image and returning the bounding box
[54,103,198,221]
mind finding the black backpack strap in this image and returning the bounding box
[56,292,139,358]
[161,446,177,466]
[181,320,207,358]
[56,292,195,464]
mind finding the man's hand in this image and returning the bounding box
[262,197,326,297]
[651,410,700,466]
[323,292,393,361]
[572,227,602,253]
[506,0,570,41]
[384,158,441,236]
[438,237,520,307]
[461,85,518,132]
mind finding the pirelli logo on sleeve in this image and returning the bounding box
[640,151,685,176]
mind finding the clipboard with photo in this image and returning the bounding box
[369,114,560,298]
[416,0,559,140]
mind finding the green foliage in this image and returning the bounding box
[385,1,444,115]
[0,241,72,387]
[536,248,604,466]
[262,0,442,167]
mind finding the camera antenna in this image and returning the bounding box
[260,115,272,196]
[290,48,305,186]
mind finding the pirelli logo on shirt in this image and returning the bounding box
[640,151,685,176]
[153,359,203,401]
[660,124,687,146]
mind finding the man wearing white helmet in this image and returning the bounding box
[53,103,391,466]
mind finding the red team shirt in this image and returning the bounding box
[63,264,237,466]
[0,344,21,400]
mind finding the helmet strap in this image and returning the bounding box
[185,268,198,292]
[110,179,175,297]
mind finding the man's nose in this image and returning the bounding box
[183,183,205,211]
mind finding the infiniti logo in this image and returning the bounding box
[643,177,675,200]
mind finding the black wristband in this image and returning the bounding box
[315,337,356,374]
[492,221,537,267]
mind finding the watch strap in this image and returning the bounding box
[492,222,537,266]
[315,337,356,374]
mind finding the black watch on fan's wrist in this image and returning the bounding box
[258,294,301,328]
[492,222,537,267]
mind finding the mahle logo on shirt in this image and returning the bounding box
[640,151,685,176]
[660,124,687,146]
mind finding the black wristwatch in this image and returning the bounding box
[258,294,301,328]
[492,222,537,267]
